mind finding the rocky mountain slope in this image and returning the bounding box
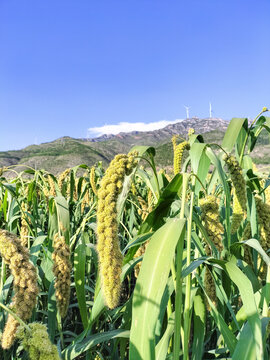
[88,117,228,145]
[0,117,268,174]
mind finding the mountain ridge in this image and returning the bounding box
[1,117,268,174]
[87,117,228,144]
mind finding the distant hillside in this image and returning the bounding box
[88,117,228,145]
[0,117,269,174]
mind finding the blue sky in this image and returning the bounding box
[0,0,269,151]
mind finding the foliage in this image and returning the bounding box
[0,108,270,359]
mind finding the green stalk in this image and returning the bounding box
[0,260,6,295]
[262,265,270,317]
[57,312,64,348]
[138,154,160,200]
[171,263,177,291]
[183,176,195,360]
[167,296,173,354]
[173,173,188,360]
[149,153,161,198]
[0,301,31,332]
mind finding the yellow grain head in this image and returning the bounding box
[137,196,148,221]
[90,166,98,196]
[171,135,178,151]
[52,233,72,317]
[94,355,102,360]
[223,154,247,233]
[173,141,190,175]
[134,241,149,278]
[204,266,217,311]
[20,202,29,247]
[265,185,270,206]
[57,168,70,193]
[147,189,153,209]
[73,178,79,201]
[255,195,270,250]
[46,175,57,197]
[242,222,253,267]
[199,195,224,253]
[254,195,270,279]
[96,152,137,308]
[81,177,90,213]
[131,182,137,196]
[0,230,39,349]
[165,172,172,182]
[231,188,245,234]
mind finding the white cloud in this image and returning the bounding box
[88,119,183,137]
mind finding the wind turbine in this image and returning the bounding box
[209,102,212,118]
[184,105,191,119]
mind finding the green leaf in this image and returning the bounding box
[206,148,231,247]
[182,257,208,278]
[189,143,210,194]
[129,218,186,360]
[235,119,249,158]
[129,145,156,157]
[195,272,237,353]
[155,277,174,340]
[139,174,182,234]
[62,330,130,360]
[89,288,105,330]
[191,292,205,360]
[48,280,57,342]
[244,239,270,266]
[231,239,270,266]
[30,235,46,265]
[155,312,175,360]
[248,116,270,152]
[222,118,247,152]
[224,261,263,359]
[74,235,88,329]
[40,253,54,288]
[54,196,70,244]
[117,173,133,221]
[232,322,256,360]
[136,169,158,204]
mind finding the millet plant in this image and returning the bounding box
[0,107,270,359]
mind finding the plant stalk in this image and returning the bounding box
[183,176,195,360]
[173,173,188,360]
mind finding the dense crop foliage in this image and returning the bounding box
[1,109,270,359]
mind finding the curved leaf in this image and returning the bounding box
[74,236,88,329]
[129,218,186,360]
[62,329,130,360]
[222,118,247,152]
[224,261,263,359]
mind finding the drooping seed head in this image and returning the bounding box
[173,141,190,175]
[199,195,224,253]
[17,322,61,360]
[96,151,138,308]
[0,230,39,349]
[223,154,247,233]
[52,233,72,318]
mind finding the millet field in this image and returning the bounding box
[1,108,270,360]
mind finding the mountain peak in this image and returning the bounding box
[89,117,229,143]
